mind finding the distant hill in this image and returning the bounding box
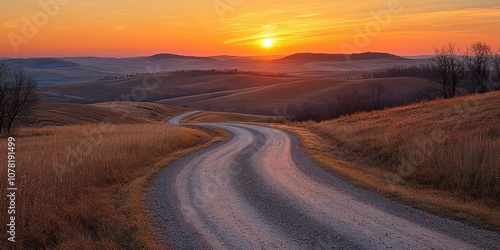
[275,52,408,64]
[145,53,217,62]
[2,52,427,86]
[2,58,80,69]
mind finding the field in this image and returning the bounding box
[181,111,280,123]
[40,73,431,114]
[0,105,223,249]
[33,101,189,126]
[285,91,500,231]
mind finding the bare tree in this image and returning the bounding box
[0,63,39,134]
[367,83,386,109]
[430,43,467,98]
[465,42,493,93]
[0,63,10,133]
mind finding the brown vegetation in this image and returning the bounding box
[282,91,500,231]
[32,101,188,126]
[161,77,430,115]
[0,122,218,249]
[181,111,282,123]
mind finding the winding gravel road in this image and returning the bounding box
[146,112,500,249]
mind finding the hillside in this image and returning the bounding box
[2,54,428,86]
[2,58,81,69]
[32,101,189,126]
[145,53,217,62]
[292,91,500,230]
[41,71,431,114]
[275,52,408,64]
[156,77,430,114]
[181,111,279,123]
[40,72,293,104]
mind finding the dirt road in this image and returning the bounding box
[146,113,499,249]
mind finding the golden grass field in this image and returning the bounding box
[280,91,500,231]
[0,104,225,249]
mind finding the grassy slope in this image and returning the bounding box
[283,92,500,231]
[33,101,189,126]
[41,72,292,103]
[40,71,429,114]
[158,77,427,114]
[181,111,281,123]
[0,102,225,249]
[157,77,429,113]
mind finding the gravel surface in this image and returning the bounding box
[145,113,500,249]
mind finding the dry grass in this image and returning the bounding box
[0,123,216,249]
[279,91,500,231]
[32,101,189,126]
[182,111,283,123]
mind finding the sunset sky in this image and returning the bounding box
[1,0,499,57]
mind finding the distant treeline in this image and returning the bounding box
[363,65,433,79]
[98,69,291,81]
[278,83,433,122]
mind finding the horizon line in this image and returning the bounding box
[0,51,435,59]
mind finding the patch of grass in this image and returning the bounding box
[182,111,284,123]
[0,123,217,249]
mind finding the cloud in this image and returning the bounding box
[294,13,321,18]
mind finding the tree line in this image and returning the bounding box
[364,42,500,99]
[283,41,500,122]
[430,42,500,98]
[98,69,291,81]
[363,65,434,79]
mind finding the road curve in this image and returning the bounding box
[167,111,200,125]
[146,112,500,249]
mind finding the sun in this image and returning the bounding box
[262,38,273,48]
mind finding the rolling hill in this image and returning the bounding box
[31,101,189,126]
[40,71,431,114]
[275,52,408,64]
[2,53,428,86]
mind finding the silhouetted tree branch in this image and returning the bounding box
[465,42,493,93]
[493,49,500,82]
[430,43,467,98]
[0,63,39,134]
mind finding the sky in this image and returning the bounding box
[1,0,499,57]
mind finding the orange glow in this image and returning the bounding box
[1,1,499,57]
